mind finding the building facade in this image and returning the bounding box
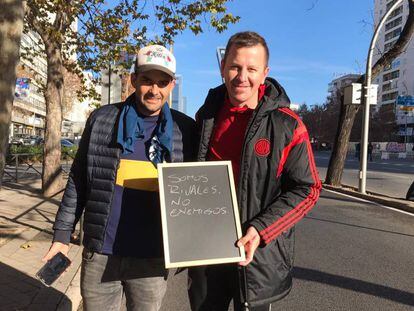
[11,27,94,142]
[328,74,362,96]
[373,0,414,142]
[11,31,47,140]
[101,65,123,106]
[171,75,186,114]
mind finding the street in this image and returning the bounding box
[1,157,414,311]
[161,190,414,310]
[315,151,414,199]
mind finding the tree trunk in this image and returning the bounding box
[42,42,64,196]
[0,0,24,189]
[326,102,360,186]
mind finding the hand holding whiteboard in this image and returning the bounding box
[157,161,245,268]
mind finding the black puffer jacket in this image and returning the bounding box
[195,78,321,307]
[53,95,197,251]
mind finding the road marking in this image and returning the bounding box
[323,188,414,216]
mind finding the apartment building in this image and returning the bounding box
[11,31,47,139]
[373,0,414,142]
[328,74,362,95]
[12,23,95,141]
[172,75,186,114]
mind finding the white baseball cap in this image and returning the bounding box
[135,45,176,78]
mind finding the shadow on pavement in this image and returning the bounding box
[293,267,414,306]
[0,215,54,236]
[0,262,72,310]
[2,180,62,205]
[0,180,64,235]
[0,225,26,246]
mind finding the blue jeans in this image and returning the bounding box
[81,249,168,311]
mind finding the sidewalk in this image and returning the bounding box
[0,177,82,311]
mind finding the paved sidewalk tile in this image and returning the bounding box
[0,178,82,311]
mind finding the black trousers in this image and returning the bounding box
[188,264,271,311]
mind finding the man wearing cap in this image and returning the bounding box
[43,45,197,310]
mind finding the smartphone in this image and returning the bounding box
[36,252,71,286]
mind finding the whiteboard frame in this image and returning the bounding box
[157,161,245,269]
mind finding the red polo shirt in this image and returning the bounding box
[208,85,266,184]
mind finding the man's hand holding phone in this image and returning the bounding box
[42,242,69,262]
[37,243,71,286]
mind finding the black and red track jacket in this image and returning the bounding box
[195,77,321,307]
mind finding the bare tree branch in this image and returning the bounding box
[307,0,319,11]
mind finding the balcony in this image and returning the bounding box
[384,27,402,42]
[385,16,403,31]
[381,91,399,102]
[383,70,400,82]
[386,5,403,21]
[13,97,46,116]
[380,99,397,105]
[11,114,45,128]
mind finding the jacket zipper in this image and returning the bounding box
[237,102,265,307]
[237,103,263,203]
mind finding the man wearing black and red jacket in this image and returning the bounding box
[188,32,321,311]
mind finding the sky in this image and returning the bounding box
[169,0,374,117]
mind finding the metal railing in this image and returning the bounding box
[3,151,75,182]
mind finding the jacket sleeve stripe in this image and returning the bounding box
[261,185,319,244]
[261,138,321,243]
[276,126,308,177]
[261,188,314,240]
[278,107,304,126]
[259,123,322,244]
[276,107,307,178]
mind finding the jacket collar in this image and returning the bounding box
[198,77,290,120]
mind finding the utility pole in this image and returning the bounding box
[359,0,403,194]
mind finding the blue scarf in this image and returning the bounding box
[117,96,173,164]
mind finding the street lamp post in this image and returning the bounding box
[359,0,403,194]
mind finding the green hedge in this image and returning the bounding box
[8,145,78,163]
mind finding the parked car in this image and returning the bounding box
[34,137,44,145]
[9,134,26,146]
[24,135,43,145]
[61,139,74,147]
[9,138,23,146]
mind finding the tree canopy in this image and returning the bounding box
[25,0,239,97]
[22,0,239,195]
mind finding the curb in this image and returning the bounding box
[323,184,414,214]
